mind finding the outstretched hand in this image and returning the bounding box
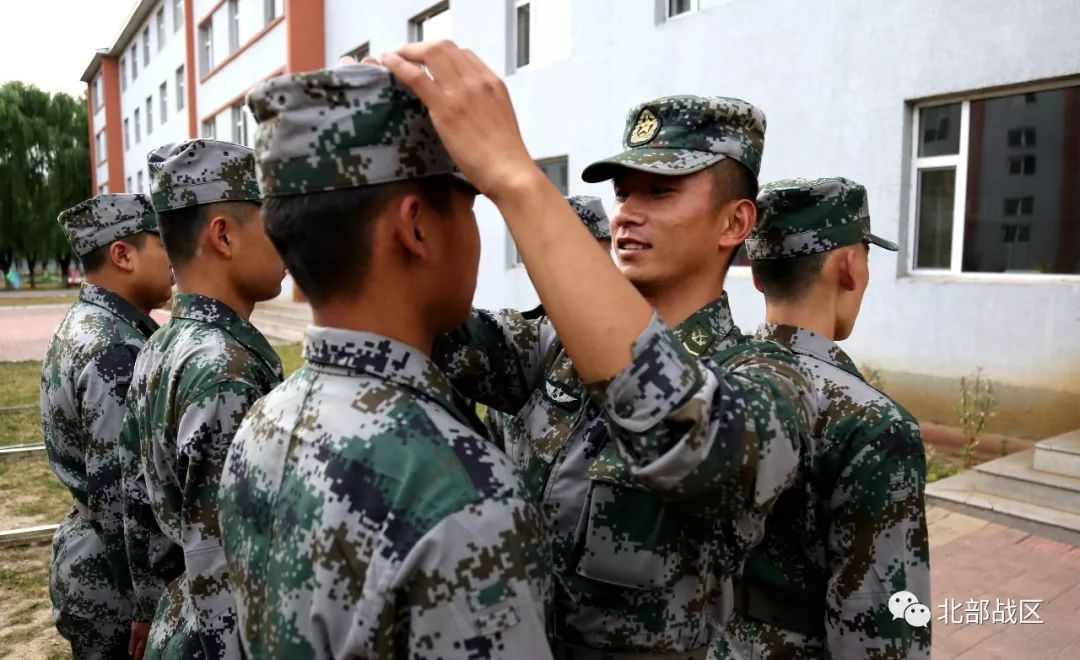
[382,41,545,202]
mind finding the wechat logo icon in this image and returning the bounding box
[889,591,931,628]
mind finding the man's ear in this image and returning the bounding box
[108,240,137,274]
[391,192,430,261]
[205,214,233,259]
[837,247,858,292]
[717,199,757,249]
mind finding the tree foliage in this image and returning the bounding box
[0,81,91,287]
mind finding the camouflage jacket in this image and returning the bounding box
[711,324,930,659]
[434,295,812,653]
[218,326,552,659]
[124,292,283,659]
[40,283,159,621]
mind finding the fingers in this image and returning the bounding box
[381,52,440,103]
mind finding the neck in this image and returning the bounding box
[84,273,152,315]
[312,288,435,357]
[764,292,837,340]
[175,268,253,320]
[639,270,726,328]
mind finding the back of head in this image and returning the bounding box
[248,64,470,309]
[567,195,611,241]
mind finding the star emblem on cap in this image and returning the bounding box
[628,108,661,146]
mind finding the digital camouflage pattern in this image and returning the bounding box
[57,193,158,256]
[711,324,930,659]
[567,195,611,240]
[218,326,552,658]
[582,96,766,183]
[147,139,261,212]
[124,292,283,659]
[246,64,460,197]
[40,283,160,656]
[435,295,813,653]
[745,177,898,260]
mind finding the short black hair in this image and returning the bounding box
[157,201,259,267]
[749,252,829,302]
[80,232,149,273]
[709,159,759,208]
[262,176,459,306]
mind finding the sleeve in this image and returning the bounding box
[825,417,931,659]
[78,344,141,599]
[388,497,553,659]
[433,308,555,415]
[585,315,809,518]
[176,380,261,660]
[121,406,183,621]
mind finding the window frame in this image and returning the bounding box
[160,82,168,123]
[145,95,154,135]
[156,7,166,50]
[906,79,1080,282]
[199,20,214,75]
[143,26,151,65]
[174,0,183,33]
[176,65,186,111]
[409,1,450,42]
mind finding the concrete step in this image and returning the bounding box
[253,301,313,323]
[927,471,1080,547]
[251,301,311,344]
[970,449,1080,513]
[1034,429,1080,479]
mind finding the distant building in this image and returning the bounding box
[83,0,1080,437]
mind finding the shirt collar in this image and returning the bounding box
[673,293,741,357]
[171,292,283,378]
[756,322,862,379]
[304,326,479,431]
[79,282,159,338]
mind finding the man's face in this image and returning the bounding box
[611,169,727,293]
[130,232,174,309]
[232,204,286,303]
[431,185,481,330]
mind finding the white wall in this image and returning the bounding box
[319,0,1080,393]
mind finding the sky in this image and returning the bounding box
[0,0,136,97]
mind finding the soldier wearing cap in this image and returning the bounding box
[712,178,930,659]
[380,43,813,657]
[120,139,285,660]
[216,64,551,659]
[42,194,173,658]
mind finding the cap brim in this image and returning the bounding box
[581,148,726,183]
[869,233,899,252]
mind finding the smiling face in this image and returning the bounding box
[610,168,737,297]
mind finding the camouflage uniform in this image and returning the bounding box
[437,97,814,656]
[123,140,276,660]
[215,64,552,659]
[486,195,612,454]
[711,178,930,659]
[42,194,160,658]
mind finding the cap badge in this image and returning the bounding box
[628,108,661,147]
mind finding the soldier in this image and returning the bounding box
[712,178,930,659]
[382,43,813,657]
[488,195,612,456]
[123,139,285,660]
[42,194,173,659]
[217,63,551,658]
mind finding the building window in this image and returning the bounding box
[146,96,153,135]
[160,82,168,123]
[137,170,144,193]
[95,129,106,163]
[909,83,1080,276]
[199,20,214,74]
[134,108,141,142]
[126,176,132,192]
[342,41,370,63]
[231,104,251,146]
[508,156,568,267]
[99,183,109,195]
[131,46,138,79]
[123,118,130,151]
[174,0,183,32]
[512,0,571,71]
[265,0,283,24]
[176,66,185,111]
[157,7,166,49]
[410,2,452,42]
[143,26,150,65]
[121,56,127,91]
[665,0,729,19]
[228,0,240,52]
[202,118,216,139]
[92,78,103,112]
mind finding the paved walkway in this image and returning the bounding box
[0,305,170,362]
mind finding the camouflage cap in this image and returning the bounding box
[567,195,610,240]
[57,193,158,256]
[147,139,261,212]
[581,95,766,183]
[246,64,460,198]
[745,177,899,260]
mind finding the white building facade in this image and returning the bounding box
[85,0,1080,437]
